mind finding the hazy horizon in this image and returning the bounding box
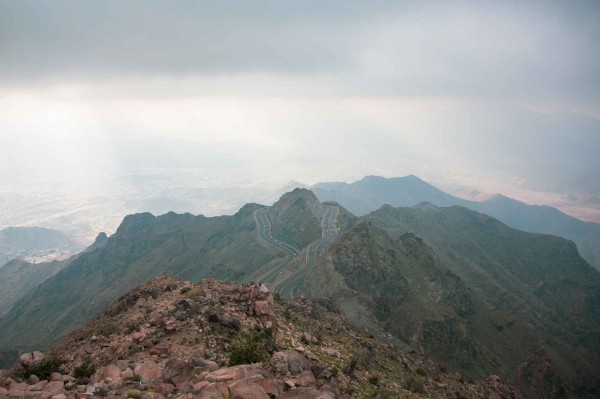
[1,0,600,241]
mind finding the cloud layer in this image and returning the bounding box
[1,0,600,108]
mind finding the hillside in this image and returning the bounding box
[0,277,521,399]
[313,175,600,269]
[267,188,324,249]
[0,226,83,267]
[302,203,600,398]
[0,205,276,358]
[0,259,67,318]
[0,190,330,363]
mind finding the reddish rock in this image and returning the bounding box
[134,360,163,383]
[131,331,145,342]
[122,368,134,379]
[205,364,267,384]
[103,364,122,379]
[191,357,219,371]
[230,381,269,399]
[197,382,230,398]
[258,378,283,397]
[270,351,310,375]
[253,301,278,329]
[176,380,195,394]
[43,380,64,395]
[49,372,63,382]
[149,345,170,356]
[278,387,325,398]
[19,351,45,368]
[164,358,193,385]
[27,380,48,391]
[322,348,341,358]
[295,370,316,387]
[156,382,175,395]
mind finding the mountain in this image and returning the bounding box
[0,276,520,399]
[0,226,83,267]
[302,203,600,398]
[312,175,469,216]
[0,189,321,359]
[267,188,324,249]
[0,259,67,317]
[1,188,598,398]
[313,175,600,270]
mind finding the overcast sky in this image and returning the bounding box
[1,0,599,221]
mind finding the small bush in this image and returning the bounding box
[73,360,96,379]
[126,373,142,382]
[180,287,191,294]
[186,288,204,302]
[98,322,119,337]
[16,355,65,380]
[403,376,425,393]
[368,375,380,386]
[229,329,274,366]
[415,367,427,377]
[126,323,140,334]
[344,357,358,377]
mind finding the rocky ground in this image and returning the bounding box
[0,276,522,398]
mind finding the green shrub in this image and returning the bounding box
[73,360,96,379]
[403,376,425,393]
[16,355,65,380]
[98,322,119,337]
[229,329,274,366]
[415,367,427,376]
[368,375,380,386]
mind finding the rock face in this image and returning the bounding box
[0,277,522,398]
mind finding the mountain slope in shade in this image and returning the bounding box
[302,203,600,399]
[0,226,83,267]
[313,175,600,269]
[267,188,323,249]
[0,259,67,317]
[0,205,274,356]
[0,189,326,359]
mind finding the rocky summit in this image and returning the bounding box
[0,277,520,399]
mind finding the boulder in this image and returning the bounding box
[43,380,64,395]
[230,381,269,399]
[19,351,45,368]
[191,357,219,371]
[27,380,48,391]
[197,381,230,398]
[258,378,283,397]
[322,348,341,358]
[163,358,193,385]
[205,364,267,384]
[270,351,310,375]
[134,360,163,383]
[103,364,122,379]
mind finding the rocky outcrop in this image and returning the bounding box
[0,277,522,398]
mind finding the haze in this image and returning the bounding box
[1,0,599,243]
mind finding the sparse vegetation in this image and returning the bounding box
[98,322,119,337]
[229,329,275,366]
[73,360,96,379]
[15,355,65,380]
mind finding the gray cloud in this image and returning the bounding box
[1,0,600,107]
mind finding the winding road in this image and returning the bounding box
[253,204,339,299]
[251,208,300,284]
